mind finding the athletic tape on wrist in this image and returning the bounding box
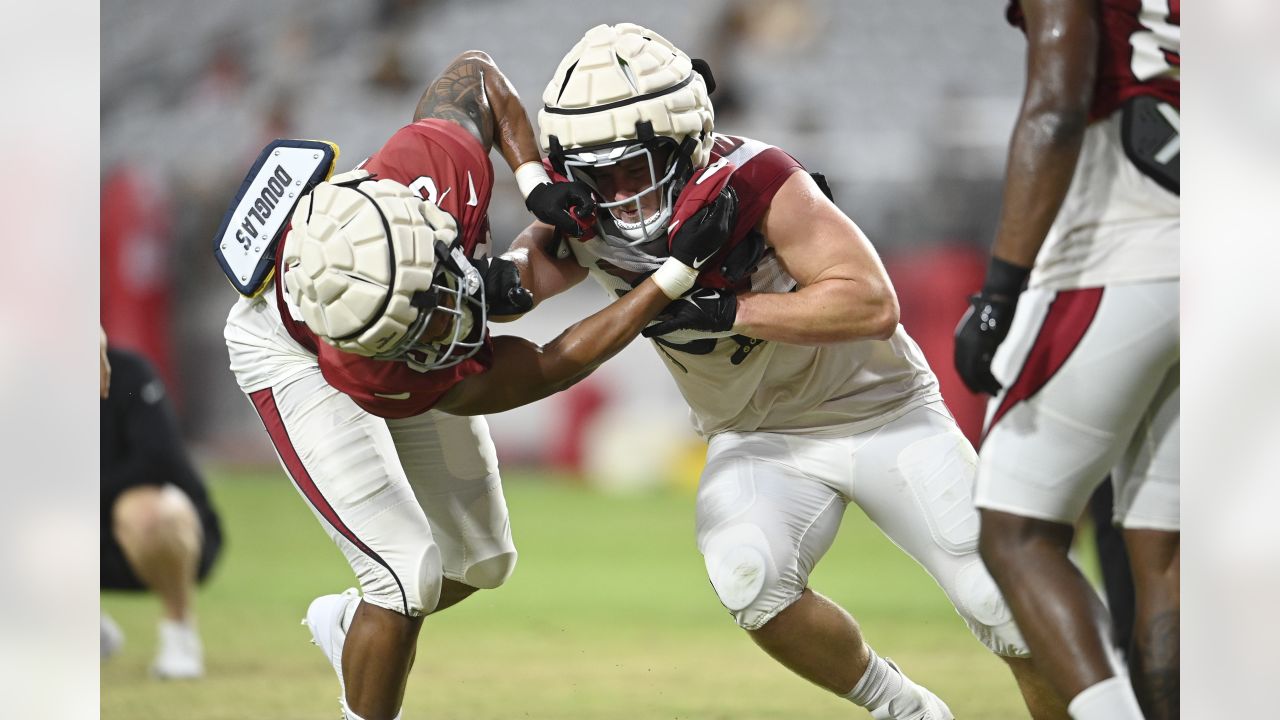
[515,162,552,200]
[652,258,699,300]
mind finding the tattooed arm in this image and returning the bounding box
[412,51,599,260]
[413,51,541,173]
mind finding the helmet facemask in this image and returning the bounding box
[393,242,488,373]
[554,131,700,250]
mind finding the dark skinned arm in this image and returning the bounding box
[991,0,1099,267]
[953,0,1101,395]
[412,50,541,174]
[432,277,669,416]
[412,51,597,291]
[438,182,739,413]
[497,221,589,317]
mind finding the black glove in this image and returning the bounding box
[668,186,738,271]
[525,181,597,237]
[470,256,534,316]
[642,287,738,338]
[953,257,1031,395]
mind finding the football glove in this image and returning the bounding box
[469,256,533,316]
[668,185,739,272]
[953,257,1031,395]
[525,181,597,237]
[642,287,738,338]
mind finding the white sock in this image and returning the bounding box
[1067,676,1144,720]
[842,645,904,712]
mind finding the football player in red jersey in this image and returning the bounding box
[224,51,735,720]
[953,1,1179,718]
[496,23,1071,720]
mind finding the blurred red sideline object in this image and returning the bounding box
[884,244,987,446]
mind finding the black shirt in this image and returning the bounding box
[100,348,221,545]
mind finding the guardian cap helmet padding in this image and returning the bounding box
[539,23,715,247]
[282,177,487,371]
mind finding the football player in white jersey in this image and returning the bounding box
[953,1,1180,718]
[495,23,1069,720]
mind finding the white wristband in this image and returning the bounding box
[514,161,552,200]
[651,258,699,300]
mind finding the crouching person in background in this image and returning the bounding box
[101,342,224,679]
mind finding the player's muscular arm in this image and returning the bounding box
[731,172,899,344]
[991,0,1099,267]
[500,222,589,311]
[433,278,668,415]
[413,51,542,172]
[439,189,736,412]
[415,53,598,238]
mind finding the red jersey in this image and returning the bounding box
[274,119,497,419]
[701,135,802,290]
[1008,0,1180,121]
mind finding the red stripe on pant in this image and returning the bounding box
[984,287,1105,441]
[249,387,408,614]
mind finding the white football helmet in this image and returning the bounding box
[539,23,715,248]
[281,178,487,371]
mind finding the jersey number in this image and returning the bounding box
[1130,0,1180,81]
[408,175,441,204]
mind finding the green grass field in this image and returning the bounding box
[102,468,1050,719]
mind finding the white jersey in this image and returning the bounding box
[568,134,941,437]
[1029,111,1180,290]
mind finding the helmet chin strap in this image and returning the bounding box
[667,136,699,191]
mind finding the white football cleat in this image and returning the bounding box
[869,659,955,720]
[303,588,361,693]
[151,618,204,679]
[101,613,125,660]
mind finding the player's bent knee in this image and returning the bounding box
[702,523,784,630]
[408,543,445,615]
[953,559,1030,657]
[460,549,517,590]
[977,510,1040,571]
[361,543,443,617]
[977,526,1013,573]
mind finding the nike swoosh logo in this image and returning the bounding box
[701,291,720,300]
[466,172,478,207]
[691,253,715,269]
[695,158,731,184]
[373,391,411,400]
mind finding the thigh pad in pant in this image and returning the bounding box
[389,412,517,589]
[696,434,846,631]
[251,374,444,616]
